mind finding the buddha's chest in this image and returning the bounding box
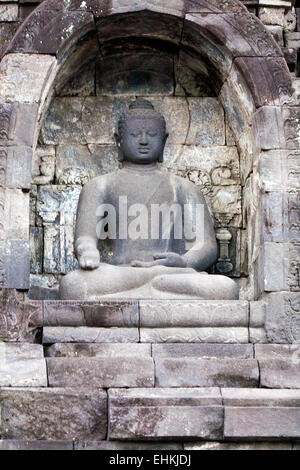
[106,173,177,209]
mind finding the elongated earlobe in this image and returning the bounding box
[114,133,124,162]
[159,132,169,162]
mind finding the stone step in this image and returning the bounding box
[155,358,259,387]
[45,354,300,389]
[46,357,155,388]
[0,342,47,387]
[1,387,299,442]
[0,387,107,441]
[43,327,139,343]
[109,388,300,441]
[42,300,250,328]
[43,300,139,327]
[45,342,253,358]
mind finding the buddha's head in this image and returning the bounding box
[115,99,168,164]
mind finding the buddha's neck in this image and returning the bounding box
[122,161,159,172]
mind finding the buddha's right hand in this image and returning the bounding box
[77,249,100,270]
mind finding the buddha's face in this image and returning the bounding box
[118,117,167,164]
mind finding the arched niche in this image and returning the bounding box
[0,0,297,302]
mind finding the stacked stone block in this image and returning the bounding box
[0,0,299,450]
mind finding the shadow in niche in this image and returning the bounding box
[28,32,244,301]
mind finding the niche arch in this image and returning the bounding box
[0,0,296,300]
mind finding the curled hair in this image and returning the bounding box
[117,99,166,139]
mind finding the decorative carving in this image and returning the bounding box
[216,228,233,274]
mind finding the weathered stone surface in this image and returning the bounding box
[36,185,80,274]
[155,359,259,387]
[140,300,248,327]
[224,407,300,440]
[30,227,43,275]
[222,388,300,407]
[258,6,285,25]
[32,145,55,185]
[265,25,284,47]
[96,10,183,45]
[109,388,223,440]
[0,54,57,104]
[259,359,300,388]
[283,107,300,151]
[0,387,107,440]
[0,188,29,240]
[186,98,225,146]
[0,358,47,387]
[184,12,281,58]
[45,343,151,358]
[0,342,43,359]
[174,145,240,183]
[0,440,73,450]
[184,441,293,450]
[152,344,254,359]
[0,4,18,21]
[265,292,300,343]
[96,53,174,96]
[254,106,286,150]
[255,344,300,360]
[0,23,20,59]
[40,98,86,144]
[43,327,139,343]
[7,10,95,56]
[55,144,118,184]
[75,440,183,450]
[47,357,154,387]
[0,290,42,342]
[58,61,95,97]
[0,240,30,289]
[250,301,267,327]
[140,328,249,343]
[44,300,138,327]
[175,59,214,97]
[259,150,287,192]
[234,57,293,107]
[249,328,268,344]
[264,242,289,291]
[28,273,60,301]
[285,31,300,48]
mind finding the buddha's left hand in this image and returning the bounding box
[131,252,187,268]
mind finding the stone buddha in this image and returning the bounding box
[59,99,238,300]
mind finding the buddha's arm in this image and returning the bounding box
[182,192,218,271]
[74,179,104,269]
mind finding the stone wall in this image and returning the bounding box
[1,0,299,299]
[30,65,242,296]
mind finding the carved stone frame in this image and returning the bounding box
[0,0,298,311]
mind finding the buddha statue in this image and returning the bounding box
[59,99,238,300]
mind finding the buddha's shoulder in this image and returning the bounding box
[168,172,203,196]
[81,171,118,191]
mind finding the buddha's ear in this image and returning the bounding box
[114,132,124,162]
[159,133,169,163]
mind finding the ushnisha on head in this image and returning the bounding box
[115,99,168,164]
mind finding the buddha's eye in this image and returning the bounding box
[130,132,140,137]
[147,132,157,137]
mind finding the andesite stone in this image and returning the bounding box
[109,387,223,441]
[140,327,249,343]
[47,357,155,387]
[45,343,151,358]
[155,358,259,387]
[43,326,139,344]
[43,300,139,327]
[0,387,107,440]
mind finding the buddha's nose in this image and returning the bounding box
[139,131,148,145]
